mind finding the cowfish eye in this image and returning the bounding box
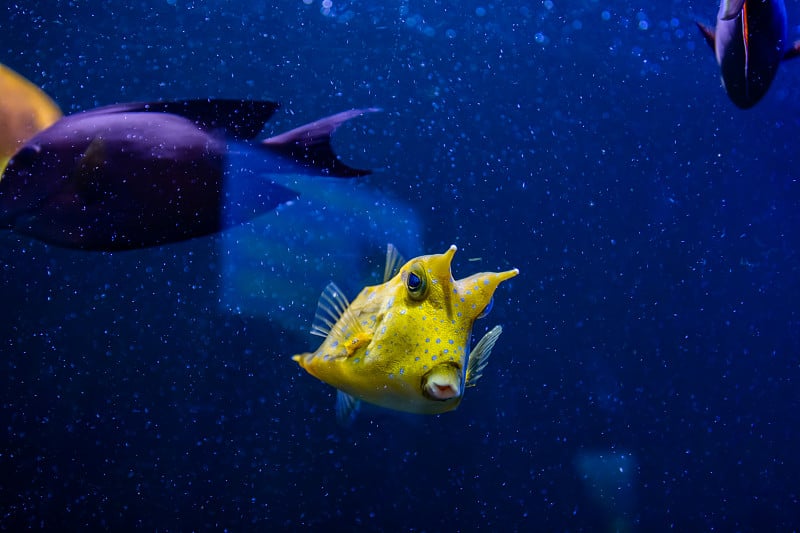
[477,296,494,319]
[405,262,428,301]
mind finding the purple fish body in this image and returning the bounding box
[697,0,800,109]
[0,99,375,250]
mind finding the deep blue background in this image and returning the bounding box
[3,0,800,530]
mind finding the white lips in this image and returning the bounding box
[425,380,460,400]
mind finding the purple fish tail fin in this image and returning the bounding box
[261,108,381,177]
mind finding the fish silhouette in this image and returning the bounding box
[0,99,377,250]
[696,0,800,109]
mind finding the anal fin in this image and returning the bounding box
[336,390,361,426]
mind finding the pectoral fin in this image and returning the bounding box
[336,390,361,426]
[310,282,369,357]
[465,325,503,388]
[71,137,110,205]
[695,22,716,52]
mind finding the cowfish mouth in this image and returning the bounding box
[421,362,462,401]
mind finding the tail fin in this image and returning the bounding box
[261,108,380,177]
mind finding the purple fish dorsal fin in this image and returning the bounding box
[261,108,380,178]
[76,99,281,140]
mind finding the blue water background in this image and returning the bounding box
[2,0,800,529]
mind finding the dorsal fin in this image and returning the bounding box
[75,99,280,140]
[261,108,380,177]
[383,243,405,283]
[465,325,503,388]
[310,282,365,342]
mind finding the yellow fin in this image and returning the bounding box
[0,63,62,163]
[465,325,503,388]
[310,282,365,341]
[383,243,405,283]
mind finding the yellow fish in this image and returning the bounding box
[0,63,62,175]
[293,244,519,422]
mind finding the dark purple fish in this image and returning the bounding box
[0,99,378,250]
[696,0,800,109]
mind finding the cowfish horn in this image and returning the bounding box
[453,266,519,321]
[422,245,458,281]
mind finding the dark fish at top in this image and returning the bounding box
[0,99,378,250]
[696,0,800,109]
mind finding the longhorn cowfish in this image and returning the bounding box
[293,244,519,423]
